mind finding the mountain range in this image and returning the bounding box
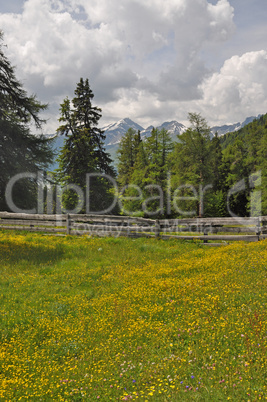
[209,115,262,136]
[48,114,262,167]
[102,114,262,146]
[102,118,187,146]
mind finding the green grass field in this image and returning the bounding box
[0,231,266,401]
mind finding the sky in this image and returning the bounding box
[0,0,266,133]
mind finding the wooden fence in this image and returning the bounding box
[1,212,267,243]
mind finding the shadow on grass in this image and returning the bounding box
[0,234,65,266]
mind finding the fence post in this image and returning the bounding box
[261,217,267,237]
[127,218,130,237]
[203,225,208,244]
[66,214,71,235]
[257,216,267,240]
[155,219,160,238]
[256,217,260,241]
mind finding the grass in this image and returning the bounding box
[0,231,266,401]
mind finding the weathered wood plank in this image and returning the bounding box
[71,229,154,238]
[71,223,155,232]
[159,226,257,234]
[70,214,156,224]
[0,225,66,233]
[0,219,65,227]
[161,234,258,241]
[159,217,259,226]
[0,212,66,221]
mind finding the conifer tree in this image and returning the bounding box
[206,133,230,216]
[171,113,212,217]
[118,127,173,217]
[0,30,53,211]
[142,128,173,216]
[117,128,141,187]
[56,78,115,213]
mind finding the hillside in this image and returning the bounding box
[220,113,267,149]
[210,114,262,136]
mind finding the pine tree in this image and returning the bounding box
[0,30,53,211]
[55,78,116,213]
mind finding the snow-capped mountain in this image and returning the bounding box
[103,118,187,145]
[103,115,260,146]
[210,115,262,136]
[140,120,186,139]
[103,118,144,145]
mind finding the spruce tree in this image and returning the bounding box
[0,30,53,211]
[56,78,116,213]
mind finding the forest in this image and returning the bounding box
[116,112,267,218]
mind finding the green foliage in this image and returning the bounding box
[55,78,116,213]
[0,30,54,211]
[117,112,267,218]
[117,127,174,217]
[170,113,225,217]
[222,114,267,216]
[117,128,142,187]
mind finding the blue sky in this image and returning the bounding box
[0,0,266,133]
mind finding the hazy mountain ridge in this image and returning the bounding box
[210,115,262,136]
[103,115,262,145]
[48,114,263,167]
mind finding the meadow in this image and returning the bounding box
[0,231,266,401]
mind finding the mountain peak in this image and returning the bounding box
[140,120,187,139]
[103,118,144,146]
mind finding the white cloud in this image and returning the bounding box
[1,0,265,132]
[198,50,267,124]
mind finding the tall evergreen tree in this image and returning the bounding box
[117,128,141,187]
[142,128,173,215]
[171,113,212,217]
[55,78,115,213]
[0,30,53,211]
[205,133,230,216]
[118,127,173,217]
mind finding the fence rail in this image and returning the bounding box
[0,212,267,243]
